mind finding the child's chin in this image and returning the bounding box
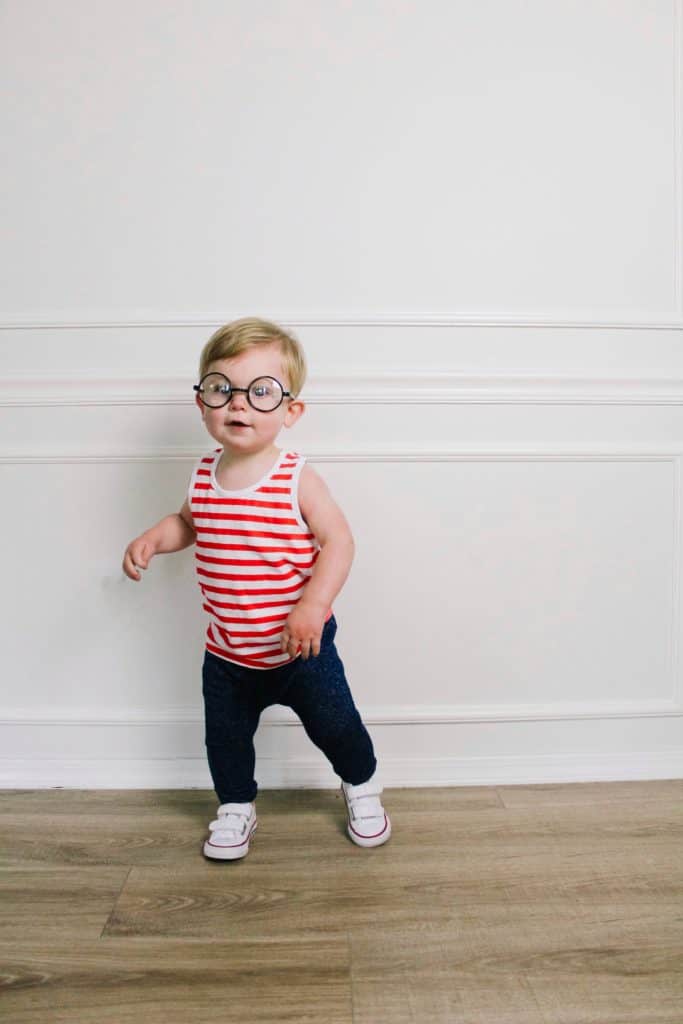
[224,427,253,439]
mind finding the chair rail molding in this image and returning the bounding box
[2,372,683,408]
[1,310,682,330]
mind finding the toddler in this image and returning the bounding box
[122,317,391,859]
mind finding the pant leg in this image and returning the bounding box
[282,615,377,786]
[201,649,262,803]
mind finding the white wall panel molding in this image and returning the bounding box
[2,449,680,723]
[675,0,682,314]
[1,312,682,331]
[3,752,683,790]
[1,446,682,464]
[2,698,681,728]
[2,1,681,792]
[3,372,683,407]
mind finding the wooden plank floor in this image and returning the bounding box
[1,781,682,1023]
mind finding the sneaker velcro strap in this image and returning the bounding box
[209,803,253,835]
[217,802,252,817]
[209,820,246,836]
[346,780,382,799]
[348,794,384,821]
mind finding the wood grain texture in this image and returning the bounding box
[0,936,352,1024]
[1,781,682,1023]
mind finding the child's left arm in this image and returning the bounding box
[280,464,355,661]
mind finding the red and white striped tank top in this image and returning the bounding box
[187,447,332,670]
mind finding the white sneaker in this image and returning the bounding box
[341,777,391,848]
[203,802,257,860]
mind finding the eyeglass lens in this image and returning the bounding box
[199,373,284,411]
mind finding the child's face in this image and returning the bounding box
[195,342,304,455]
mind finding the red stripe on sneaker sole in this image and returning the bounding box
[348,814,389,840]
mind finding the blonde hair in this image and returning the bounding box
[198,317,307,397]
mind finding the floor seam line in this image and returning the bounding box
[100,865,133,939]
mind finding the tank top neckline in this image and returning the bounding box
[209,447,290,497]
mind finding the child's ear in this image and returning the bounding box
[284,399,305,427]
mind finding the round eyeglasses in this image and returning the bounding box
[193,372,292,412]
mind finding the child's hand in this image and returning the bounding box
[280,599,327,660]
[122,537,156,581]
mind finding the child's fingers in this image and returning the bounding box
[300,634,321,660]
[123,554,140,580]
[280,629,302,655]
[135,541,150,569]
[123,547,146,580]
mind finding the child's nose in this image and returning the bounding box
[228,390,248,408]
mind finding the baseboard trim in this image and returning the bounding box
[2,752,681,790]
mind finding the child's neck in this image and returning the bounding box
[216,444,281,489]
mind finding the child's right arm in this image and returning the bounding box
[122,499,196,581]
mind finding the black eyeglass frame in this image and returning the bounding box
[193,372,292,412]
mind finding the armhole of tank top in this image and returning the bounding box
[187,449,218,514]
[289,453,314,537]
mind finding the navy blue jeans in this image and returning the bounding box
[201,615,377,803]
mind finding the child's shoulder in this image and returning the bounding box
[297,460,331,499]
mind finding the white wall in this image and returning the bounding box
[1,0,682,789]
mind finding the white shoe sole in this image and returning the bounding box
[203,820,257,860]
[347,813,391,847]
